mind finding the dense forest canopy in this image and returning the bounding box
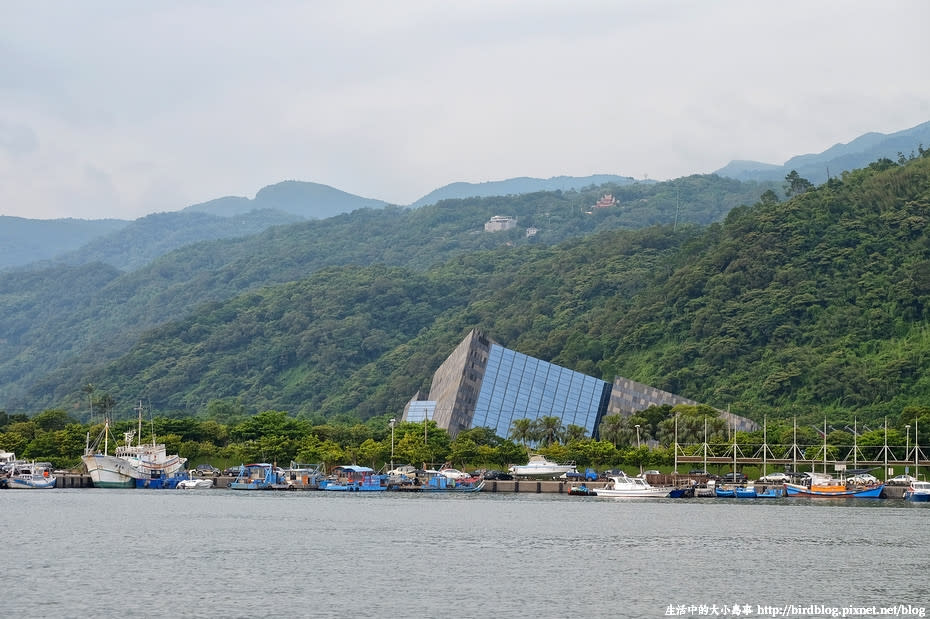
[4,153,930,470]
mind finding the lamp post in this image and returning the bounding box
[389,418,396,472]
[635,424,642,475]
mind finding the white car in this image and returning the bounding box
[439,468,470,480]
[759,472,790,483]
[888,474,917,486]
[848,473,880,485]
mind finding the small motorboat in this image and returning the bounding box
[591,472,669,498]
[177,477,214,489]
[904,481,930,502]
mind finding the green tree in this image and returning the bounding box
[784,170,813,197]
[508,418,533,446]
[534,416,564,446]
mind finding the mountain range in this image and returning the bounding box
[3,120,927,272]
[2,121,930,430]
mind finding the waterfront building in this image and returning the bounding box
[402,396,436,423]
[411,329,612,439]
[406,329,753,440]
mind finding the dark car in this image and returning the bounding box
[222,466,242,477]
[194,464,220,477]
[722,472,748,483]
[482,470,514,481]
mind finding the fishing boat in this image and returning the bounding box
[6,461,57,489]
[273,462,325,490]
[389,469,484,493]
[320,465,387,491]
[591,472,669,498]
[81,403,187,488]
[903,481,930,502]
[508,455,577,479]
[784,472,884,498]
[229,463,282,490]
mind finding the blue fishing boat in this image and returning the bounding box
[784,473,884,498]
[714,486,736,498]
[320,465,387,491]
[391,472,485,493]
[230,463,281,490]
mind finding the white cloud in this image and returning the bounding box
[1,0,929,219]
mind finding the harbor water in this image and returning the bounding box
[1,490,927,618]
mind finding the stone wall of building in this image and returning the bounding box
[607,376,759,431]
[426,329,491,435]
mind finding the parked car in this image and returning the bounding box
[439,467,470,480]
[759,472,790,483]
[887,474,917,486]
[222,466,241,477]
[848,473,880,485]
[643,469,661,476]
[721,472,748,484]
[193,464,220,477]
[482,470,514,481]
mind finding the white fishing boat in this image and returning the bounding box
[81,402,187,488]
[592,472,670,498]
[508,455,577,478]
[6,461,57,489]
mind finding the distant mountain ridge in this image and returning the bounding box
[714,120,930,184]
[184,180,389,218]
[408,174,643,207]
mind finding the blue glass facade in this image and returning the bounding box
[470,344,611,440]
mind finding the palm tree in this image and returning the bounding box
[508,418,533,446]
[535,416,564,447]
[563,424,588,443]
[599,414,625,447]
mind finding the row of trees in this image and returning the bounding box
[2,403,927,475]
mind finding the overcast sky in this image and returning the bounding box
[2,2,929,221]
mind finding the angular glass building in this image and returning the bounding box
[418,329,612,439]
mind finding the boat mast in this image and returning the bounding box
[823,418,827,474]
[135,400,143,447]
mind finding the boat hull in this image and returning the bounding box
[7,476,57,489]
[903,491,930,502]
[785,483,884,498]
[592,488,669,498]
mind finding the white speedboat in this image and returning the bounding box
[592,473,670,498]
[509,455,577,478]
[904,480,930,502]
[177,477,214,490]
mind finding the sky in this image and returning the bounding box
[2,2,929,221]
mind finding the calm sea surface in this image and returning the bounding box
[1,489,927,619]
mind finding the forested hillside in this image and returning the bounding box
[53,153,930,430]
[0,174,772,410]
